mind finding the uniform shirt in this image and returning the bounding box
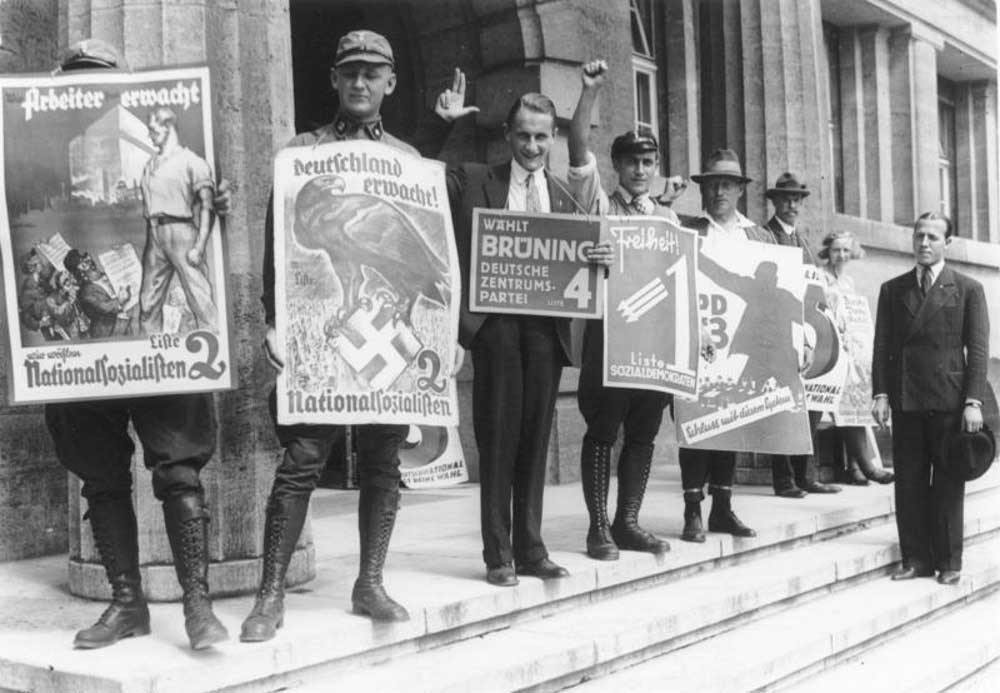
[506,158,552,213]
[141,146,214,219]
[262,115,418,324]
[567,151,679,222]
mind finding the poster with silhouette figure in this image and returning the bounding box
[674,236,813,454]
[603,215,700,397]
[802,265,848,412]
[273,140,460,426]
[0,67,232,405]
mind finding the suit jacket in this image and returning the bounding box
[447,161,581,363]
[678,214,775,244]
[872,265,989,412]
[78,280,122,339]
[765,216,817,265]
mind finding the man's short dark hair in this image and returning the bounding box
[63,249,85,278]
[915,211,954,239]
[504,93,557,127]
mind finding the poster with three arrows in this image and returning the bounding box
[603,216,700,398]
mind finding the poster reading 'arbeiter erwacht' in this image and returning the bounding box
[273,139,460,427]
[0,67,233,405]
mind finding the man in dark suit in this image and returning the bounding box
[64,249,132,339]
[447,92,610,586]
[676,148,771,543]
[763,173,841,498]
[872,212,990,585]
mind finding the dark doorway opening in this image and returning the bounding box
[289,0,421,137]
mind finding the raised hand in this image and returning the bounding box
[581,59,608,90]
[655,176,687,206]
[434,68,480,122]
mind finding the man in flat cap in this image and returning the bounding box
[565,59,681,561]
[44,38,232,651]
[763,173,841,499]
[246,30,476,638]
[674,148,773,543]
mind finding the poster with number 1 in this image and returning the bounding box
[603,216,700,398]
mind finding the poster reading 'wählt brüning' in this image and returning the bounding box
[0,67,232,405]
[273,140,460,426]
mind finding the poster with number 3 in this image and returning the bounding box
[603,216,700,398]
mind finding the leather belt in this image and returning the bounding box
[149,214,194,226]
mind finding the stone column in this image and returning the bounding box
[63,0,312,600]
[737,0,834,230]
[663,0,700,185]
[970,82,999,242]
[889,23,943,225]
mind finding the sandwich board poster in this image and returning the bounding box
[272,139,460,426]
[802,265,848,412]
[674,236,813,455]
[470,209,604,319]
[603,215,700,398]
[0,66,232,404]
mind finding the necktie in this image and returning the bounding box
[920,266,932,297]
[525,172,541,213]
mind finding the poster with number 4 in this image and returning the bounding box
[470,209,604,319]
[603,216,700,398]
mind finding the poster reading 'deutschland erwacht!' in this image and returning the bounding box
[273,140,460,427]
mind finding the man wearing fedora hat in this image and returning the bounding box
[764,173,842,499]
[872,212,990,586]
[565,59,684,560]
[248,30,477,636]
[674,148,773,543]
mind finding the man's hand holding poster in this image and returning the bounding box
[273,140,460,427]
[603,215,699,397]
[0,67,232,404]
[470,209,603,318]
[675,237,813,454]
[802,265,848,412]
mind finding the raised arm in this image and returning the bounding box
[569,59,607,168]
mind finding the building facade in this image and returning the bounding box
[0,0,996,569]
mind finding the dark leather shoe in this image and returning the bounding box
[485,564,518,587]
[707,510,757,537]
[890,564,933,580]
[516,558,569,580]
[937,570,961,585]
[775,487,808,499]
[800,481,842,494]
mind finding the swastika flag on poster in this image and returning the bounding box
[272,140,460,426]
[674,236,813,455]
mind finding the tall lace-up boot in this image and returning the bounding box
[581,436,619,560]
[73,498,150,649]
[611,443,670,553]
[351,486,409,622]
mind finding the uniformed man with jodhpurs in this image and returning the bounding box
[566,59,677,560]
[45,38,231,651]
[245,30,475,639]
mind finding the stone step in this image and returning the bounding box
[2,471,997,693]
[287,490,1000,693]
[945,655,1000,692]
[569,535,1000,693]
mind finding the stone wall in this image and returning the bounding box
[0,0,66,561]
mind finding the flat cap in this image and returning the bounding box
[334,30,394,68]
[59,38,123,71]
[611,131,659,160]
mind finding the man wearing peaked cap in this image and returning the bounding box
[674,148,774,544]
[763,172,842,499]
[565,59,681,563]
[250,30,478,638]
[44,38,233,652]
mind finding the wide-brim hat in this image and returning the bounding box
[334,30,394,68]
[691,148,751,184]
[945,383,999,481]
[766,171,810,199]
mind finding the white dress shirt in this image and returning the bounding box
[507,159,552,213]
